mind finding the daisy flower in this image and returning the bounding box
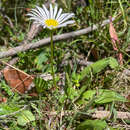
[27,4,75,30]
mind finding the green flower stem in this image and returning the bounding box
[50,30,56,86]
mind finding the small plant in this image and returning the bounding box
[27,4,75,86]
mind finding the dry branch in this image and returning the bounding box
[0,17,115,59]
[47,110,130,119]
[92,111,130,119]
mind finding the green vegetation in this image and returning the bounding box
[0,0,129,129]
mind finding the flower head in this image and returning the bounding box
[27,4,75,30]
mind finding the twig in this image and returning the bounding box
[92,111,130,119]
[44,110,130,119]
[26,23,42,41]
[0,17,115,59]
[76,59,93,66]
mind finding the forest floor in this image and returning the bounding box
[0,0,129,130]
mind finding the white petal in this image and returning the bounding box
[28,10,47,22]
[42,4,49,19]
[50,4,53,19]
[58,13,74,24]
[27,14,42,22]
[35,6,48,20]
[28,14,45,23]
[57,13,68,23]
[56,8,62,20]
[29,17,45,25]
[58,20,75,28]
[27,11,46,21]
[33,22,44,28]
[53,5,58,19]
[31,9,45,19]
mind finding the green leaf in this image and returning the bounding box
[35,52,48,70]
[79,57,118,82]
[59,94,67,104]
[95,89,126,104]
[123,27,130,49]
[76,119,107,130]
[80,89,126,104]
[67,86,78,100]
[33,77,47,93]
[66,73,79,100]
[0,104,20,116]
[17,110,35,126]
[109,57,119,69]
[0,81,13,96]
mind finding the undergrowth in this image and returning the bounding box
[0,0,129,130]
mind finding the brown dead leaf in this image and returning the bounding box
[2,97,7,103]
[109,17,119,50]
[0,97,7,103]
[3,68,34,94]
[109,16,123,65]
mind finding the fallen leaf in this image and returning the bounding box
[109,17,119,51]
[109,16,123,65]
[3,68,33,94]
[0,97,7,103]
[2,97,7,103]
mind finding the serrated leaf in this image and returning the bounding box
[95,89,126,104]
[76,119,107,130]
[79,57,118,82]
[0,104,20,116]
[109,57,119,69]
[17,110,35,126]
[80,89,126,104]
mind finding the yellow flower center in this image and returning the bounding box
[45,19,59,28]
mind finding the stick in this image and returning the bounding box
[45,110,130,119]
[0,17,115,59]
[91,111,130,119]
